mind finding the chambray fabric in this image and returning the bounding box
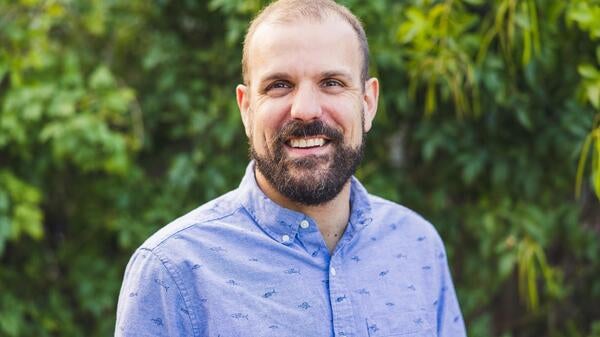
[115,162,467,337]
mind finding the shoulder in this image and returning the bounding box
[139,189,243,252]
[367,194,446,247]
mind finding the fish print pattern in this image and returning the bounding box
[115,163,467,337]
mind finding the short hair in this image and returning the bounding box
[241,0,370,86]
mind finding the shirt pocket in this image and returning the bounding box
[366,311,434,337]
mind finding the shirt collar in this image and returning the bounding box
[237,161,373,245]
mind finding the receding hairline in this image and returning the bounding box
[241,0,370,86]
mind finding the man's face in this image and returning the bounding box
[236,16,379,205]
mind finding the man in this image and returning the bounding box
[115,0,467,336]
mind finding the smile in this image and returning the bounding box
[286,137,330,149]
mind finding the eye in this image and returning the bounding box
[265,80,292,92]
[322,79,344,87]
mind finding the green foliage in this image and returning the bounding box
[1,0,599,336]
[0,171,43,255]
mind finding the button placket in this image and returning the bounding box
[328,258,354,336]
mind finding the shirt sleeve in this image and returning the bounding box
[436,245,467,337]
[115,248,195,337]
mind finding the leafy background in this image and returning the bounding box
[1,0,599,336]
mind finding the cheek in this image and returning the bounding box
[326,101,364,143]
[250,103,288,148]
[252,114,278,142]
[348,126,364,147]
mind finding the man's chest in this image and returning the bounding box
[181,232,438,337]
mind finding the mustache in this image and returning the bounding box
[274,120,343,144]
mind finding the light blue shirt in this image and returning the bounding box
[116,162,466,337]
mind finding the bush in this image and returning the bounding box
[1,0,599,336]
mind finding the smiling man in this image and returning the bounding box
[115,1,466,336]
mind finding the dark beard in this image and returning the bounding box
[251,120,365,206]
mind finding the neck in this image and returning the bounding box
[255,168,351,253]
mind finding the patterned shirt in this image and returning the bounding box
[115,162,467,337]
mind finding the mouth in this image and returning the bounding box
[286,136,331,149]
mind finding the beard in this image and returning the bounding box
[251,119,365,206]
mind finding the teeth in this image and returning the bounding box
[289,138,326,148]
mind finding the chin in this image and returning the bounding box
[286,154,331,170]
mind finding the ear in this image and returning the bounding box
[362,77,379,132]
[236,84,252,137]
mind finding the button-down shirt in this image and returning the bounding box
[116,162,467,337]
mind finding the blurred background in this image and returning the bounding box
[1,0,600,336]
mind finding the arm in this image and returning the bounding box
[436,245,467,337]
[115,248,196,337]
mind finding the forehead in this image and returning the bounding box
[246,17,362,85]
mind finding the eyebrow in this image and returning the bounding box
[257,70,354,86]
[320,71,353,82]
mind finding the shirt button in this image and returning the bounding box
[300,220,309,229]
[330,267,337,276]
[282,234,290,243]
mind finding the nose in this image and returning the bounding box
[290,83,322,121]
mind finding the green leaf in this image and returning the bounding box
[498,252,516,279]
[578,64,599,79]
[462,156,485,184]
[588,84,600,109]
[89,65,116,90]
[516,109,533,130]
[462,0,484,5]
